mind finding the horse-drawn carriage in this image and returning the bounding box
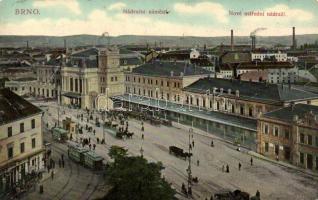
[214,189,250,200]
[116,129,134,139]
[162,119,172,127]
[150,117,161,126]
[169,146,192,160]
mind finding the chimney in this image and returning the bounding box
[230,29,234,51]
[64,39,67,49]
[292,27,296,50]
[26,41,29,49]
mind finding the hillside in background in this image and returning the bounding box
[0,34,317,48]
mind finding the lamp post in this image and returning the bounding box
[187,128,193,194]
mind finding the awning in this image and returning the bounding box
[62,92,81,99]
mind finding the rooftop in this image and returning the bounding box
[131,61,211,77]
[183,77,318,104]
[112,94,257,131]
[0,88,42,125]
[237,61,294,69]
[71,48,99,57]
[263,104,318,124]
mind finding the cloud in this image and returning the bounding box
[108,2,126,11]
[33,0,81,15]
[240,4,315,35]
[174,2,228,23]
[0,9,231,36]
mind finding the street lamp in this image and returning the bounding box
[187,128,193,194]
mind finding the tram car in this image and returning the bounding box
[68,143,89,163]
[52,127,68,142]
[83,151,104,170]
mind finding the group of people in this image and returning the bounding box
[222,157,254,173]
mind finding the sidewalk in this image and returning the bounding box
[172,121,318,178]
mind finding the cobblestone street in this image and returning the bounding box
[27,101,318,200]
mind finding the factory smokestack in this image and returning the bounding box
[64,39,66,49]
[26,41,29,49]
[231,29,234,51]
[292,27,296,50]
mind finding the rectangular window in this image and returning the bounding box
[265,142,269,152]
[8,146,13,159]
[70,78,73,91]
[31,119,35,129]
[300,152,304,164]
[284,129,289,139]
[308,135,312,145]
[316,157,318,170]
[20,123,24,133]
[20,142,25,153]
[274,127,279,137]
[300,133,305,143]
[316,136,318,147]
[32,138,36,149]
[249,108,253,117]
[8,127,12,137]
[264,124,269,134]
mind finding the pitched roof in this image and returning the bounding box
[238,61,294,69]
[183,77,318,104]
[263,104,318,123]
[71,48,99,57]
[0,88,42,125]
[131,61,211,77]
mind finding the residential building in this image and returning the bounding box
[257,104,318,171]
[124,61,211,103]
[5,77,37,97]
[182,77,318,120]
[251,52,288,62]
[0,88,44,194]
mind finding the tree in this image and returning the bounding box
[102,146,176,200]
[108,145,127,161]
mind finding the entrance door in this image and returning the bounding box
[307,154,313,169]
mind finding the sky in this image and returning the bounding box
[0,0,317,37]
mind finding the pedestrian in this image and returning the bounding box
[256,190,260,198]
[192,140,194,148]
[238,162,241,171]
[189,144,192,151]
[58,159,61,168]
[211,140,214,147]
[226,164,229,173]
[197,160,200,166]
[250,157,253,166]
[141,125,144,131]
[47,165,50,173]
[93,144,96,150]
[89,144,91,150]
[62,160,65,168]
[142,133,144,140]
[51,170,54,180]
[61,154,64,161]
[88,138,91,143]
